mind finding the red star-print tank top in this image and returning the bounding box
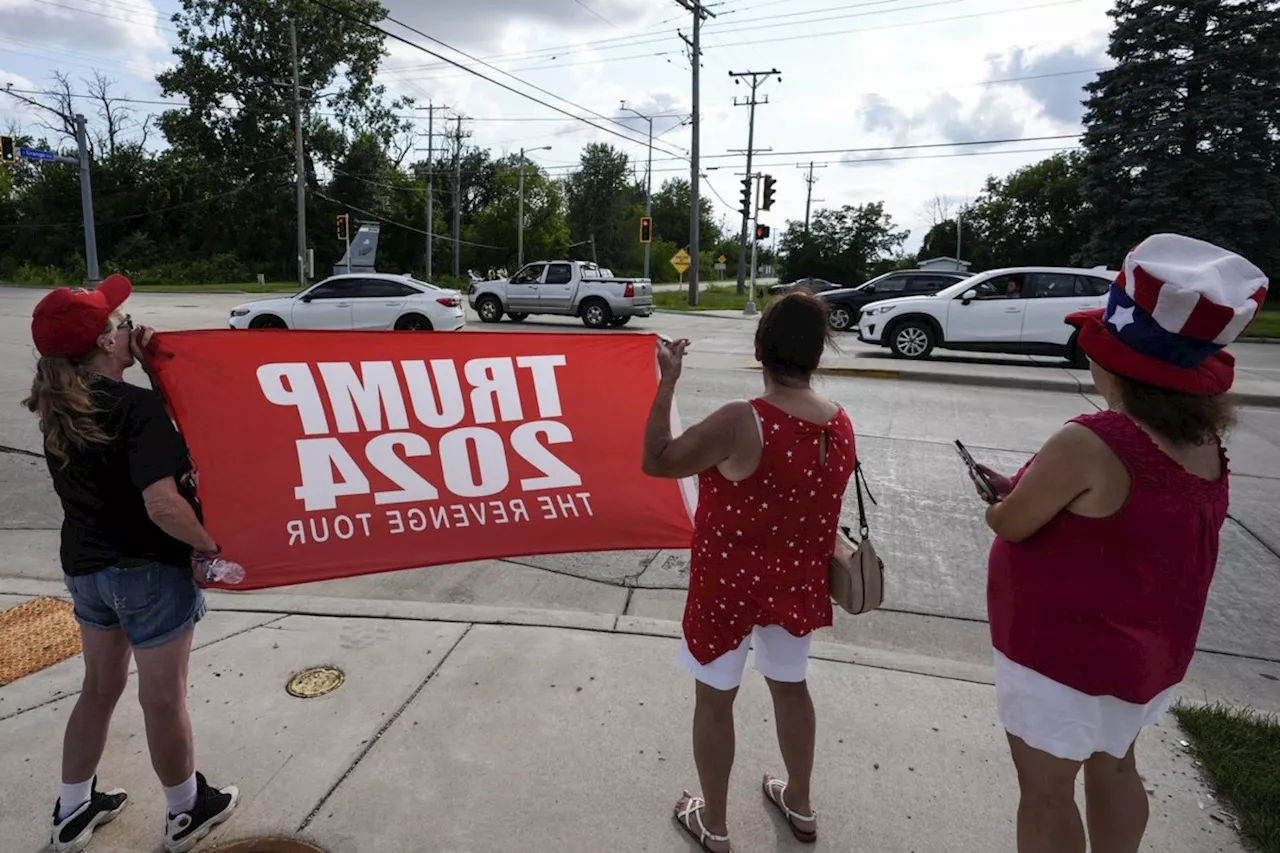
[682,398,856,665]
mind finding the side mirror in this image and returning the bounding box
[300,294,314,303]
[961,289,977,304]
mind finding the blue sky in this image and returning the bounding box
[1,0,1115,252]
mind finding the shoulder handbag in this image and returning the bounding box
[829,463,885,615]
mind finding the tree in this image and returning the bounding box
[921,152,1086,271]
[778,202,909,285]
[465,155,570,269]
[648,177,721,251]
[565,143,632,267]
[1078,0,1280,282]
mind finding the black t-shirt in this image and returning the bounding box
[47,376,201,576]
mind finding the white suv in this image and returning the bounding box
[857,267,1118,365]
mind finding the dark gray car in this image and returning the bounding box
[819,270,969,331]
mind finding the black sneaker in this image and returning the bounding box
[51,777,128,853]
[163,772,239,853]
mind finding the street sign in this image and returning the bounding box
[19,147,56,163]
[670,248,691,274]
[717,254,727,264]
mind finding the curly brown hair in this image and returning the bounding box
[1116,375,1236,446]
[22,319,117,464]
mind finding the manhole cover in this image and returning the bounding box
[286,666,344,698]
[210,839,325,853]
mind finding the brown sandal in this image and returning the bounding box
[762,775,817,843]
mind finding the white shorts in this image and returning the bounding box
[679,625,814,691]
[995,650,1176,761]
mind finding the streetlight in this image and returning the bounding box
[620,101,655,281]
[518,145,552,268]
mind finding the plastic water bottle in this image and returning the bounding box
[195,554,246,585]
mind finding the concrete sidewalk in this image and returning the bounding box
[0,586,1247,853]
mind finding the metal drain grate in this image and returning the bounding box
[286,665,344,698]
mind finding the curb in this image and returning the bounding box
[0,578,997,688]
[744,364,1280,408]
[654,308,753,321]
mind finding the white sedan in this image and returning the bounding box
[228,274,466,331]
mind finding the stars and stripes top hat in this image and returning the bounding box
[1066,234,1269,395]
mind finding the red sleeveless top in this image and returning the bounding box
[682,399,856,665]
[987,410,1229,704]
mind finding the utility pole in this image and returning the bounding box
[800,161,826,236]
[518,145,552,268]
[289,20,307,290]
[677,0,716,306]
[620,101,654,281]
[74,115,99,283]
[730,68,780,295]
[415,102,450,279]
[452,116,464,280]
[956,208,963,262]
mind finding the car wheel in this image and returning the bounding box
[248,314,287,329]
[507,312,529,322]
[476,296,503,323]
[1067,331,1089,368]
[888,319,936,359]
[609,316,631,327]
[828,304,854,332]
[581,299,612,329]
[394,313,433,331]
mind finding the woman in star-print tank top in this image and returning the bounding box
[643,291,856,852]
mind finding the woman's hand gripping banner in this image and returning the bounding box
[146,330,696,590]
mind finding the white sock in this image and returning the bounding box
[163,774,198,816]
[58,778,94,821]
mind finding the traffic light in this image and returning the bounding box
[639,216,653,244]
[0,136,15,164]
[755,224,771,240]
[336,214,349,241]
[739,177,753,217]
[761,174,777,212]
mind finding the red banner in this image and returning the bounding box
[146,330,696,590]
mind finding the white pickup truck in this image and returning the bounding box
[467,260,654,328]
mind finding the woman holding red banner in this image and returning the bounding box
[25,275,241,853]
[978,234,1267,853]
[643,291,855,852]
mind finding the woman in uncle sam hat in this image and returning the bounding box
[974,234,1267,853]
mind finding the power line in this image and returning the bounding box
[377,8,690,158]
[0,179,289,230]
[302,0,691,162]
[313,191,510,250]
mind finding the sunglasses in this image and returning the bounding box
[119,315,135,331]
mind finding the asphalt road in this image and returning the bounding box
[2,287,1278,672]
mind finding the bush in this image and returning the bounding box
[9,263,76,286]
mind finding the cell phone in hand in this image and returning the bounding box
[954,440,999,504]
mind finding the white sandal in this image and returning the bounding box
[674,792,731,852]
[762,775,817,843]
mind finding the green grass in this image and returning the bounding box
[653,285,775,311]
[1245,306,1280,339]
[1172,703,1280,853]
[3,280,299,294]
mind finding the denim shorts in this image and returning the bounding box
[64,562,206,649]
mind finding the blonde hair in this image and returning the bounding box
[22,317,119,464]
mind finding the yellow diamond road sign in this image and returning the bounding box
[670,249,691,274]
[717,254,727,264]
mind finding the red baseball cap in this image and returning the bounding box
[31,275,133,359]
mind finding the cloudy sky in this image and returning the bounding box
[0,0,1114,252]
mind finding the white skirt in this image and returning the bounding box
[994,650,1176,762]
